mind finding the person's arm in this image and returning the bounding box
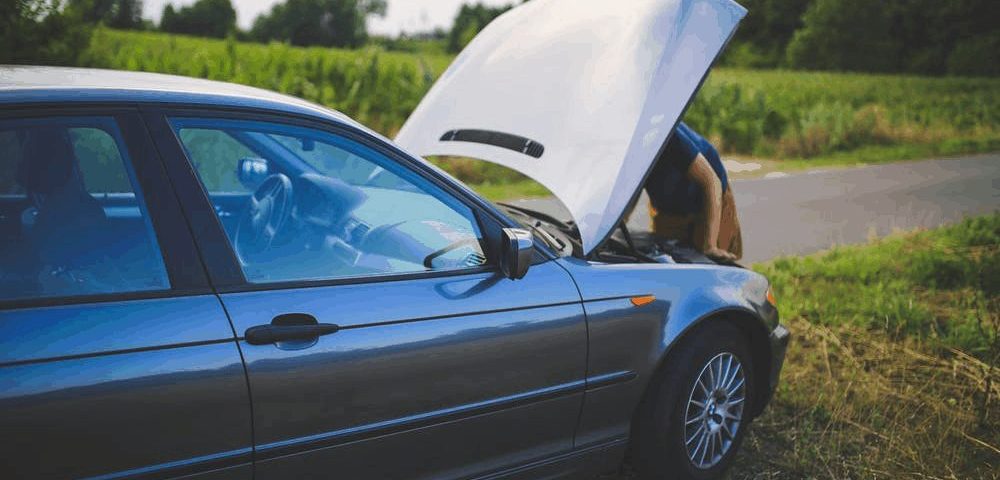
[686,154,735,262]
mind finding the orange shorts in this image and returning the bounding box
[649,183,743,260]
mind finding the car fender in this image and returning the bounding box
[553,258,777,447]
[656,285,778,416]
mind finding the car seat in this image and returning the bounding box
[16,126,109,276]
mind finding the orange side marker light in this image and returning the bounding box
[630,295,655,307]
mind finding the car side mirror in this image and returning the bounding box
[237,157,270,190]
[500,228,534,280]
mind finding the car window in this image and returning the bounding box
[0,117,170,302]
[73,127,134,193]
[268,133,413,191]
[179,128,255,193]
[170,118,488,284]
[0,131,25,196]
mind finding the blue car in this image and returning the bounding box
[0,1,786,479]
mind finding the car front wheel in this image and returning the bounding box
[631,322,755,480]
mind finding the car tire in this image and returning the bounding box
[631,321,755,480]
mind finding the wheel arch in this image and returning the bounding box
[640,306,775,422]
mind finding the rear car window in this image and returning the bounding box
[0,117,170,302]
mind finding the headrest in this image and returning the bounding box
[16,127,78,195]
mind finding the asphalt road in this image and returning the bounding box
[513,154,1000,263]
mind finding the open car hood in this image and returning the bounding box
[395,0,746,255]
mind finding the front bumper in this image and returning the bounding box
[757,323,790,414]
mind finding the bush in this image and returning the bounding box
[160,0,236,39]
[906,250,972,290]
[727,0,999,77]
[1,0,92,65]
[785,0,900,73]
[947,33,1000,77]
[773,103,896,157]
[249,0,386,48]
[685,83,781,154]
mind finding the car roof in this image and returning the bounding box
[0,65,364,130]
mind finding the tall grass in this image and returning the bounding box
[78,29,1000,195]
[732,214,1000,478]
[82,28,452,135]
[685,69,1000,160]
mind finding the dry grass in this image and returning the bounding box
[731,317,999,479]
[602,215,1000,480]
[733,215,1000,479]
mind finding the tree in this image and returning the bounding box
[784,0,998,76]
[446,3,514,53]
[885,0,998,76]
[1,0,92,65]
[68,0,145,30]
[722,0,811,67]
[250,0,387,48]
[159,0,236,39]
[785,0,900,73]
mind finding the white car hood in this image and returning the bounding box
[395,0,746,255]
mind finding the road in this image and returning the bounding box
[512,154,1000,263]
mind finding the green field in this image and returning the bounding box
[81,29,1000,199]
[687,68,1000,164]
[83,28,453,135]
[730,214,999,478]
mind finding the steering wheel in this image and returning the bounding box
[235,173,294,264]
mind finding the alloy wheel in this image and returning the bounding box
[682,352,746,469]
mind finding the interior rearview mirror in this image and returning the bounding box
[500,228,533,280]
[237,157,270,190]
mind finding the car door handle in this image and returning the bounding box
[244,324,341,345]
[244,313,341,345]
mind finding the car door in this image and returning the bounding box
[144,109,588,479]
[0,108,252,479]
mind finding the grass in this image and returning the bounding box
[466,180,550,202]
[76,29,1000,200]
[81,28,452,135]
[757,214,999,358]
[729,214,1000,478]
[687,69,1000,162]
[766,140,1000,173]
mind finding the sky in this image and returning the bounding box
[143,0,514,36]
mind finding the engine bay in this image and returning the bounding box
[497,203,729,267]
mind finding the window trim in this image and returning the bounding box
[141,105,534,293]
[0,105,212,310]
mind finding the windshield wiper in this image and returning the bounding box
[497,202,574,231]
[499,206,571,254]
[530,220,567,253]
